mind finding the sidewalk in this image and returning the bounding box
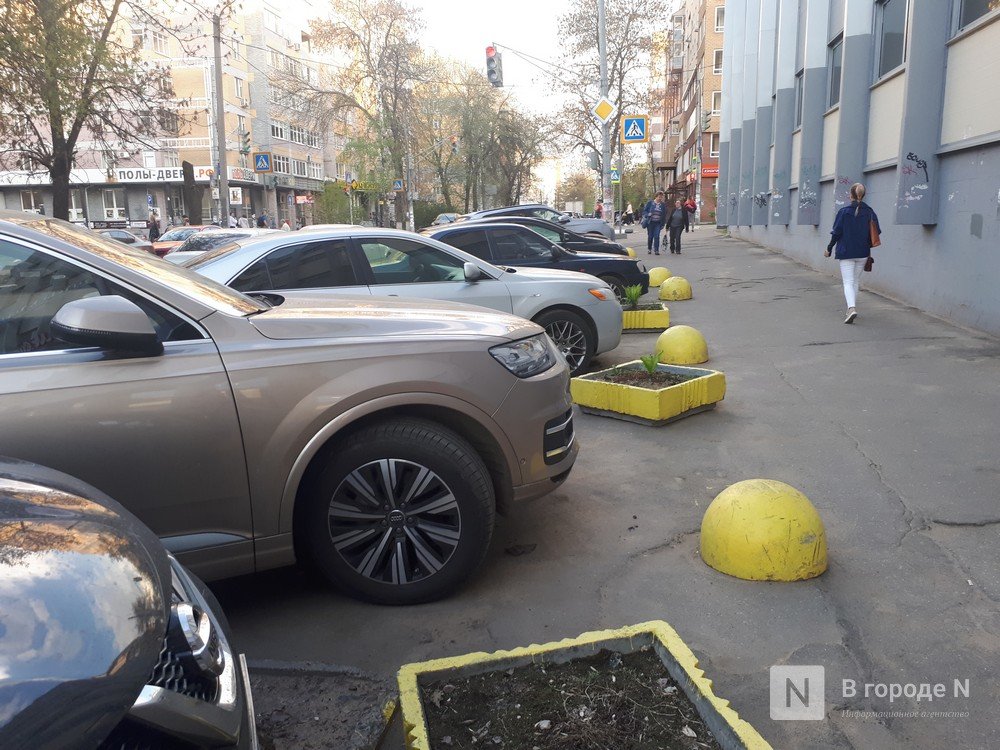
[214,230,1000,750]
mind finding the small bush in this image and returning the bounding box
[639,351,661,375]
[623,284,643,310]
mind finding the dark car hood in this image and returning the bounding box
[558,248,637,263]
[0,459,169,750]
[249,291,540,342]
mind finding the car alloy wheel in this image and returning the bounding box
[546,320,587,370]
[304,419,495,605]
[328,458,461,585]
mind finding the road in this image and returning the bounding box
[212,228,1000,749]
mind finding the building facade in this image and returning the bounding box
[719,0,1000,335]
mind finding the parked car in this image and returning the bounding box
[0,211,577,604]
[186,227,622,374]
[96,228,156,254]
[152,224,222,257]
[164,228,277,264]
[299,223,365,232]
[459,203,614,240]
[425,222,648,302]
[464,215,632,256]
[0,457,255,749]
[430,213,459,226]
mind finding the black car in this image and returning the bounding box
[424,222,648,298]
[465,215,631,256]
[457,203,615,240]
[0,458,256,750]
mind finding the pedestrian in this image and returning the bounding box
[684,196,697,230]
[594,200,604,219]
[624,202,634,225]
[182,215,190,226]
[666,199,689,254]
[237,214,249,228]
[146,212,161,242]
[825,182,880,324]
[641,191,667,255]
[256,212,267,228]
[228,211,238,228]
[280,218,291,231]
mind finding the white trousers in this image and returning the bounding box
[839,258,866,309]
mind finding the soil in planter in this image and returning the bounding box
[624,303,667,312]
[420,647,723,750]
[602,369,698,388]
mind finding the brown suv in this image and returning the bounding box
[0,212,578,604]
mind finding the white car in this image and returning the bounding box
[186,227,622,374]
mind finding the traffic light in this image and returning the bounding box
[240,130,251,154]
[702,111,712,131]
[486,45,503,87]
[450,135,459,154]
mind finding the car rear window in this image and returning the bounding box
[179,232,249,253]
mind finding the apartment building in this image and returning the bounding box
[719,0,1000,336]
[650,0,726,222]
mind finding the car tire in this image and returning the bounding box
[303,419,495,605]
[597,274,627,303]
[534,308,595,376]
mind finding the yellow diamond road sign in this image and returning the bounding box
[591,97,616,123]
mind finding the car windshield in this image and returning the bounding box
[531,207,563,222]
[14,217,265,315]
[178,232,251,253]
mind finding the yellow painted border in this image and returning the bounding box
[622,305,670,330]
[397,620,771,750]
[570,362,726,421]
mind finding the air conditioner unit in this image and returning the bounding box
[239,97,249,107]
[292,43,301,51]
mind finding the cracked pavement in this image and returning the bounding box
[211,231,1000,749]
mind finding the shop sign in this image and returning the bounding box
[113,166,214,183]
[701,165,719,178]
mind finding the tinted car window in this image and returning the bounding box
[440,230,491,260]
[525,224,562,243]
[232,240,357,291]
[490,227,554,262]
[0,240,200,354]
[359,238,465,284]
[529,208,563,222]
[158,227,198,242]
[178,232,249,254]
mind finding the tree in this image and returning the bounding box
[0,0,179,220]
[555,171,596,210]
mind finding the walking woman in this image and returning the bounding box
[826,183,880,324]
[666,199,690,254]
[642,191,667,255]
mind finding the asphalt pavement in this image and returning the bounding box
[212,226,1000,749]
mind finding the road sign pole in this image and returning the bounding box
[598,0,612,223]
[212,14,230,225]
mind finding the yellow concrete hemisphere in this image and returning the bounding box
[659,276,692,300]
[648,267,672,287]
[700,479,828,581]
[655,325,708,365]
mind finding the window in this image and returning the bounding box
[828,38,843,107]
[527,207,563,222]
[232,240,358,291]
[441,230,492,260]
[0,241,198,355]
[308,162,323,179]
[142,151,156,169]
[272,154,289,173]
[525,225,562,244]
[489,228,555,262]
[131,26,145,48]
[959,0,1000,29]
[264,10,280,32]
[103,189,126,219]
[292,159,307,177]
[269,49,283,68]
[271,122,286,140]
[713,49,723,75]
[101,151,117,172]
[715,6,725,31]
[711,91,722,114]
[237,115,247,134]
[20,190,43,213]
[235,78,244,99]
[149,29,167,54]
[710,133,720,157]
[875,0,907,78]
[671,119,680,136]
[794,70,804,127]
[69,190,85,222]
[360,238,467,284]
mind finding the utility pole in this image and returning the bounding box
[406,143,415,232]
[597,0,612,223]
[212,14,230,225]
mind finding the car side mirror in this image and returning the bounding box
[463,262,483,282]
[51,296,163,355]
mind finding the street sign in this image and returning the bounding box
[591,97,616,124]
[286,193,294,206]
[620,115,650,144]
[229,187,243,204]
[392,179,404,192]
[610,168,621,184]
[253,152,273,172]
[211,188,220,200]
[146,193,153,207]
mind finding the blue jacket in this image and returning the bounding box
[643,200,666,224]
[830,201,880,259]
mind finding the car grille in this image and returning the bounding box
[149,637,220,703]
[543,409,575,465]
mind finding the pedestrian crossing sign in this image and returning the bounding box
[610,168,621,184]
[392,179,404,191]
[620,116,649,144]
[252,152,272,172]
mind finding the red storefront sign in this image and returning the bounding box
[702,165,719,178]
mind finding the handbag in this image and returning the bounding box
[869,219,881,248]
[864,256,874,272]
[640,216,649,228]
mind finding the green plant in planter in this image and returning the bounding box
[639,350,662,375]
[623,284,643,310]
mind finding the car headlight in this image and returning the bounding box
[489,335,557,378]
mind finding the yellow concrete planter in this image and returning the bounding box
[396,621,771,750]
[571,361,726,426]
[621,302,670,332]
